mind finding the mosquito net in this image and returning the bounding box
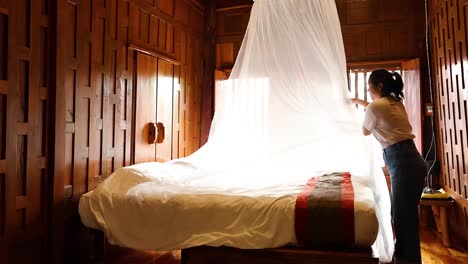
[182,0,394,261]
[79,0,394,260]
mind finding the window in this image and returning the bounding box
[347,61,402,112]
[347,61,405,169]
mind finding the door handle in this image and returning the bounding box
[148,122,165,144]
[156,122,165,144]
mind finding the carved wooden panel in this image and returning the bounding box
[54,0,205,260]
[55,0,134,261]
[0,0,52,263]
[430,0,468,243]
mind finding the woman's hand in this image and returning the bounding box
[351,98,369,107]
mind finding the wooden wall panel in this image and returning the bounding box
[336,0,426,62]
[430,0,468,246]
[55,0,135,261]
[0,0,53,263]
[215,6,250,72]
[54,0,205,261]
[127,0,205,156]
[158,0,174,16]
[215,1,425,68]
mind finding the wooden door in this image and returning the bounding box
[402,58,422,154]
[155,60,174,162]
[133,52,175,164]
[134,52,157,164]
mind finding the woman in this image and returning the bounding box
[352,69,426,264]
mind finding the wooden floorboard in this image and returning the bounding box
[420,228,468,264]
[104,227,468,264]
[104,247,180,264]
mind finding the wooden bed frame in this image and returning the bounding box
[83,229,378,264]
[181,246,379,264]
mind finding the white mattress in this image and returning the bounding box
[79,162,378,251]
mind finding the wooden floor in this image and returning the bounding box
[104,248,180,264]
[420,228,468,264]
[104,227,468,264]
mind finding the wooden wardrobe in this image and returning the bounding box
[133,50,180,164]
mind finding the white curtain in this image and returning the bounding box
[183,0,394,261]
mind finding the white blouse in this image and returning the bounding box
[363,97,415,148]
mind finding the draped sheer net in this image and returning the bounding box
[185,0,394,260]
[80,0,394,261]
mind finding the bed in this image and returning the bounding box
[79,161,380,261]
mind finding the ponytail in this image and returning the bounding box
[369,69,404,101]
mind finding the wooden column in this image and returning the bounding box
[200,0,216,146]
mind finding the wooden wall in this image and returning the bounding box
[336,0,426,62]
[0,0,208,262]
[215,0,426,70]
[0,0,54,263]
[215,2,251,73]
[52,0,205,262]
[429,0,468,245]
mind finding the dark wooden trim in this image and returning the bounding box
[129,44,181,65]
[124,0,204,14]
[346,59,404,68]
[52,0,65,263]
[216,4,253,12]
[182,246,379,264]
[187,0,205,13]
[442,188,468,211]
[130,50,137,166]
[420,198,454,207]
[199,0,216,146]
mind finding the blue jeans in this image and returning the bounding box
[383,139,426,263]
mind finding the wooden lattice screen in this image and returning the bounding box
[430,0,468,240]
[430,0,468,201]
[53,0,206,261]
[0,0,52,262]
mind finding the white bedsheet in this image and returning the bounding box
[79,161,379,251]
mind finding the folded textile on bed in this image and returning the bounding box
[295,172,356,248]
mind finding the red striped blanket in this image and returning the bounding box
[295,172,355,247]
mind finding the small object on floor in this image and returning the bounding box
[421,188,450,200]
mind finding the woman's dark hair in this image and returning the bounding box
[368,69,404,101]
